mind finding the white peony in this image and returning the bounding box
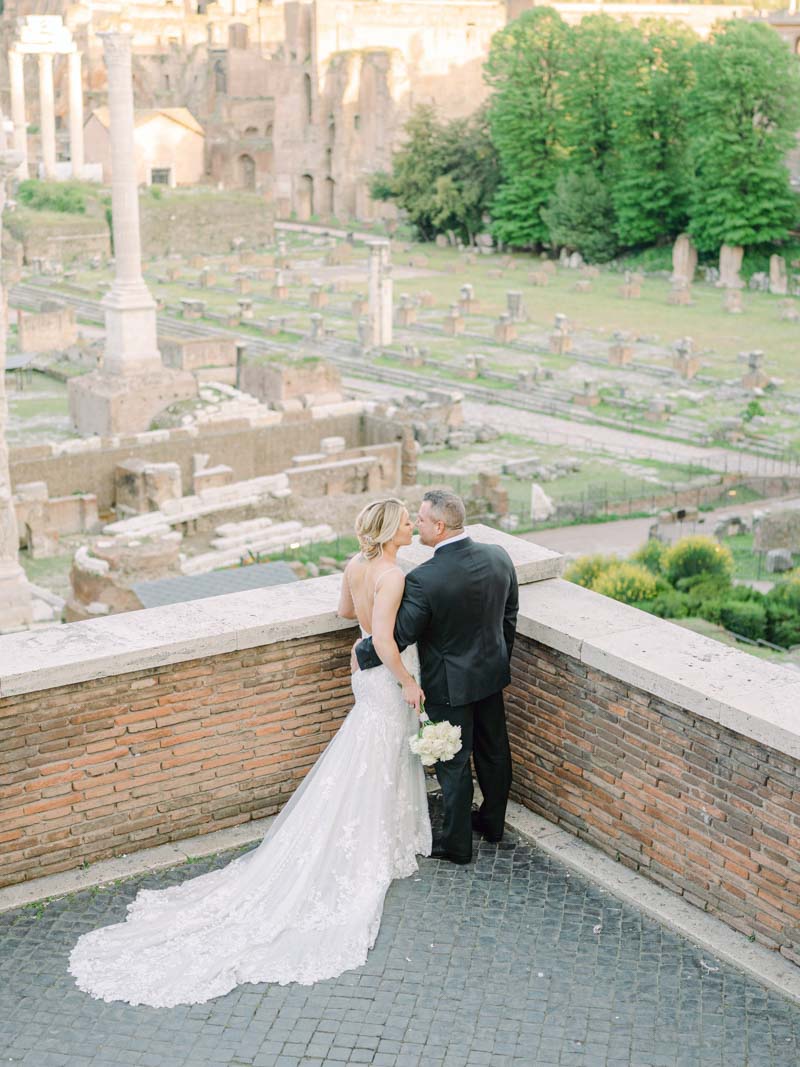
[409,713,462,767]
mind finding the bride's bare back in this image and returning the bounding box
[342,554,403,635]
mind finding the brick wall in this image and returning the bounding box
[0,630,353,889]
[507,635,800,965]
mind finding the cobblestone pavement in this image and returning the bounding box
[3,799,800,1067]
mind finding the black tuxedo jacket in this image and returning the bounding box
[355,537,519,707]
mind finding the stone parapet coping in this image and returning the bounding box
[517,578,800,760]
[0,525,561,699]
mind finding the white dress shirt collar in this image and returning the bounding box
[433,531,469,553]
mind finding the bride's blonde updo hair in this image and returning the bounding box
[355,497,406,561]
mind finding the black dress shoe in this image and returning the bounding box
[430,846,471,865]
[471,811,503,843]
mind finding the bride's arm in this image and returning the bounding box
[337,563,358,619]
[372,570,424,712]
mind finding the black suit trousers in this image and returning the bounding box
[426,690,512,861]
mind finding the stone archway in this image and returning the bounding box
[325,177,335,218]
[238,153,256,190]
[297,173,314,220]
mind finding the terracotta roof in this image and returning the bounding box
[89,106,204,136]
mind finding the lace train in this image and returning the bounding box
[68,645,431,1007]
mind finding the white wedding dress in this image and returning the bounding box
[69,641,431,1008]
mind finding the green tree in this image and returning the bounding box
[686,20,800,252]
[485,7,570,247]
[540,169,619,261]
[608,20,696,247]
[369,105,498,243]
[560,14,626,176]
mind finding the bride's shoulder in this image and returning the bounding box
[372,563,405,592]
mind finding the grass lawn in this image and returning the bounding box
[722,531,800,581]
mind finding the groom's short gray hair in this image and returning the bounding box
[423,489,466,530]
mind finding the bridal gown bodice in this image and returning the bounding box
[69,641,431,1008]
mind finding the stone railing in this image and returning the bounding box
[1,527,798,968]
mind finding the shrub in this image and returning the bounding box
[764,601,800,647]
[564,553,618,589]
[631,538,667,575]
[663,536,733,586]
[766,574,800,613]
[592,562,658,604]
[17,179,87,214]
[639,590,690,619]
[719,600,767,642]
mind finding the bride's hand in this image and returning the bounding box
[402,678,424,713]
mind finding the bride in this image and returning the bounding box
[69,498,432,1008]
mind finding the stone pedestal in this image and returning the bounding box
[549,314,571,355]
[507,291,525,322]
[199,269,217,288]
[618,271,641,299]
[458,284,478,315]
[608,333,633,365]
[724,290,743,314]
[396,294,416,326]
[443,305,465,336]
[494,314,516,343]
[668,281,692,306]
[310,286,327,309]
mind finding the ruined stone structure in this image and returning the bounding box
[7,15,84,179]
[1,0,505,220]
[0,148,34,630]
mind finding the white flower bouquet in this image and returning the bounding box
[409,704,462,767]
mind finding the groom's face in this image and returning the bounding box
[416,501,443,547]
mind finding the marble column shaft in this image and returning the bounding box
[38,52,56,180]
[8,50,28,178]
[68,50,84,178]
[99,31,161,376]
[367,240,393,348]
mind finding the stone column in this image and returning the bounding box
[68,50,84,179]
[367,240,392,348]
[0,150,33,630]
[8,49,28,178]
[99,32,161,376]
[38,52,57,180]
[67,32,196,434]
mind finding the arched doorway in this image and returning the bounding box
[238,154,256,190]
[325,177,335,218]
[297,174,314,220]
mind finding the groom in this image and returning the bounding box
[355,489,519,865]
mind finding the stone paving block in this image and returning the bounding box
[3,798,800,1067]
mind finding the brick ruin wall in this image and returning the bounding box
[0,630,355,890]
[507,635,800,967]
[8,412,366,511]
